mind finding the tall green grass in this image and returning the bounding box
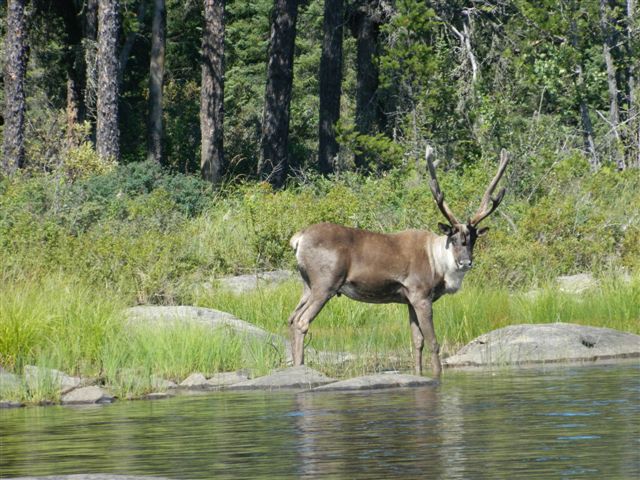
[0,273,283,403]
[1,271,637,403]
[194,275,640,375]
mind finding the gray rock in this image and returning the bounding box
[445,323,640,368]
[205,371,249,388]
[179,373,208,388]
[151,376,177,390]
[24,365,83,394]
[142,392,173,400]
[178,371,250,390]
[0,400,24,408]
[312,373,438,392]
[556,273,597,294]
[61,386,114,405]
[218,270,294,294]
[0,371,21,389]
[228,366,335,391]
[126,305,292,364]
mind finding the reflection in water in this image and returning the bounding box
[293,387,441,478]
[0,364,638,479]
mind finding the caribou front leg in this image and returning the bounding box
[410,296,441,377]
[408,305,424,375]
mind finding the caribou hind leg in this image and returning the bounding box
[288,285,310,365]
[290,289,332,365]
[289,233,345,366]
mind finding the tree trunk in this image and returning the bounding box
[148,0,166,165]
[2,0,28,175]
[200,0,225,184]
[96,0,121,162]
[118,1,145,88]
[627,0,639,168]
[258,0,299,188]
[318,0,344,175]
[350,1,381,170]
[66,75,82,146]
[569,17,598,169]
[84,0,99,130]
[450,12,479,85]
[54,0,86,146]
[600,0,625,170]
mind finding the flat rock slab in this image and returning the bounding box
[179,372,208,388]
[205,371,250,388]
[1,371,21,389]
[24,365,83,394]
[178,371,249,390]
[0,400,24,408]
[151,376,177,390]
[445,323,640,368]
[228,366,335,391]
[126,306,292,364]
[312,373,438,392]
[218,270,294,294]
[556,273,597,294]
[61,386,114,405]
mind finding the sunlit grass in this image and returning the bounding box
[197,274,640,375]
[0,273,284,403]
[1,271,637,403]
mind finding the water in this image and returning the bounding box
[1,363,639,479]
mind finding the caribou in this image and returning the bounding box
[287,147,510,376]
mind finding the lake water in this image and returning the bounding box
[1,363,639,479]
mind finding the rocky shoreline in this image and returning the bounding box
[2,273,638,409]
[2,318,638,409]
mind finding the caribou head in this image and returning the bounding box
[426,146,509,272]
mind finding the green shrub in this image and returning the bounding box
[1,155,638,305]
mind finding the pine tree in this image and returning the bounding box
[318,0,344,174]
[258,0,299,187]
[200,0,225,183]
[96,0,121,161]
[2,0,28,175]
[349,0,383,170]
[148,0,166,164]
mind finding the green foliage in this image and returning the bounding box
[64,139,118,180]
[336,122,407,171]
[163,80,202,172]
[2,157,638,306]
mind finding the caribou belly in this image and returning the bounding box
[338,281,406,304]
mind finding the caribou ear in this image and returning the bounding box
[477,226,490,237]
[438,223,453,235]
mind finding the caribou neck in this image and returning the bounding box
[429,234,467,294]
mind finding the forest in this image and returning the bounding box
[0,0,639,401]
[2,0,639,179]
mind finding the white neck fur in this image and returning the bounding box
[430,235,467,294]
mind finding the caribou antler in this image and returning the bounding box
[469,149,510,226]
[426,146,462,227]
